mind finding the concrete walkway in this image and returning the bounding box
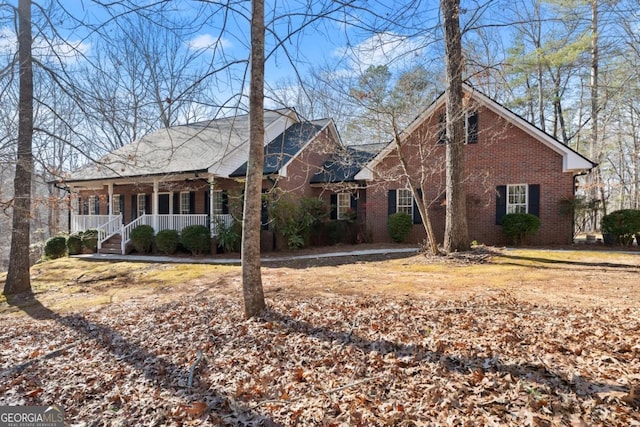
[73,247,420,265]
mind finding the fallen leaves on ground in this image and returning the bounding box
[1,291,639,426]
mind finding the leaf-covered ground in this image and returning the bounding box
[1,248,639,426]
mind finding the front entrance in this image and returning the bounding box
[159,193,170,214]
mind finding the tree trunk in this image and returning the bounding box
[4,0,34,296]
[588,0,602,229]
[441,0,469,253]
[241,0,267,318]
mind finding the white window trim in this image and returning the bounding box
[180,191,190,214]
[88,195,97,215]
[137,194,146,217]
[211,190,223,214]
[112,194,121,216]
[396,188,413,217]
[336,193,351,220]
[506,184,528,214]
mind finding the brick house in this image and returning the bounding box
[62,87,595,253]
[344,84,596,246]
[61,108,342,253]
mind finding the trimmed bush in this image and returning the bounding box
[501,213,541,245]
[44,235,67,259]
[66,233,83,255]
[156,229,180,255]
[387,212,413,243]
[81,229,99,253]
[130,225,155,253]
[181,224,211,255]
[601,209,640,246]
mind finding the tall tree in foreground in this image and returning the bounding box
[441,0,469,252]
[4,0,33,296]
[241,0,267,318]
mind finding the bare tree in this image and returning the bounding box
[441,0,469,252]
[241,0,267,318]
[4,0,33,295]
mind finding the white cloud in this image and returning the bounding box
[187,33,231,52]
[334,32,428,73]
[0,26,90,65]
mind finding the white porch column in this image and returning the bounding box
[107,182,114,218]
[209,175,215,234]
[153,179,159,230]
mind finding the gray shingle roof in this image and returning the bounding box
[310,144,383,183]
[229,120,329,177]
[63,109,295,182]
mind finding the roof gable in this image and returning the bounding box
[230,119,331,177]
[354,85,595,180]
[63,108,297,183]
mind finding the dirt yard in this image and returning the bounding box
[1,246,638,425]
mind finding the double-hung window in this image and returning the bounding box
[112,194,121,216]
[88,195,97,215]
[336,193,351,220]
[180,192,190,214]
[396,188,413,216]
[137,194,146,217]
[507,184,527,214]
[211,190,223,214]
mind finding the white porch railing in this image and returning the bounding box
[155,214,209,233]
[97,215,122,250]
[73,213,234,255]
[71,215,112,233]
[211,214,234,236]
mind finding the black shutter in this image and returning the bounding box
[388,189,397,215]
[496,185,507,224]
[330,194,337,220]
[221,191,229,214]
[528,184,540,217]
[131,195,137,219]
[173,193,179,214]
[413,189,422,224]
[350,194,357,212]
[204,191,210,215]
[119,196,124,218]
[261,195,269,229]
[438,114,446,144]
[145,194,151,214]
[94,196,100,215]
[189,191,196,214]
[467,111,478,143]
[106,195,110,215]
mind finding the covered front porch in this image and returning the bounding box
[71,213,234,255]
[69,173,239,255]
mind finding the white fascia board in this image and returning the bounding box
[277,120,335,178]
[469,87,594,173]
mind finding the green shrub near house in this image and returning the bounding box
[156,229,180,255]
[501,213,541,245]
[387,212,413,243]
[130,225,155,254]
[44,235,67,259]
[181,225,211,255]
[216,220,241,253]
[81,229,99,253]
[66,233,83,255]
[600,209,640,246]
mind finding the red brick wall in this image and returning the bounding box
[365,105,576,246]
